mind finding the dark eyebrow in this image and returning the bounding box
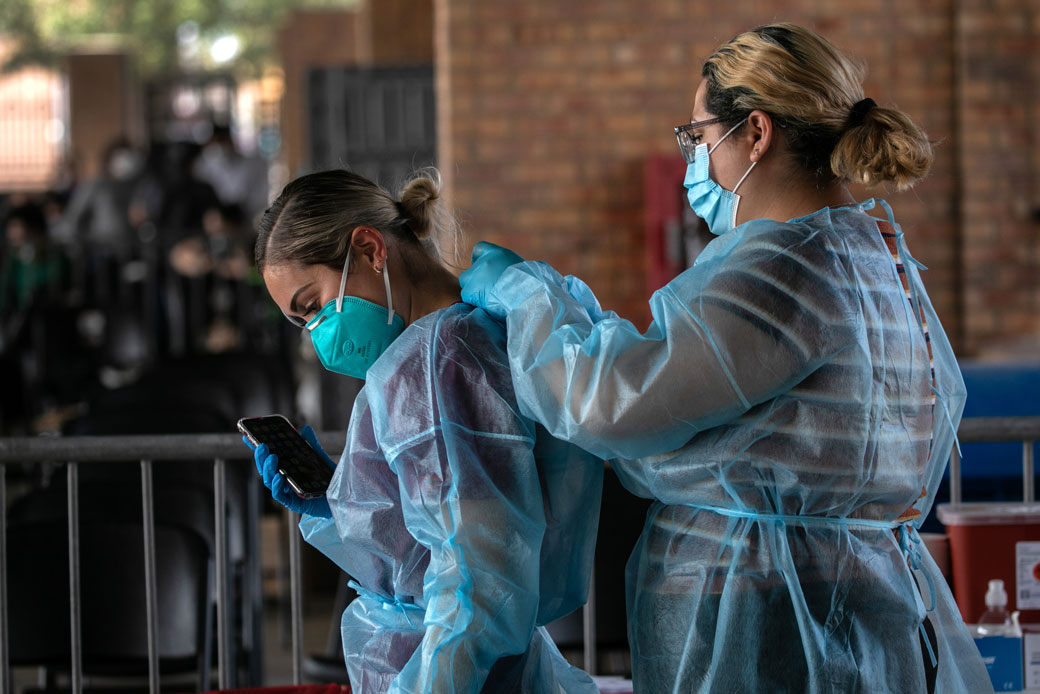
[289,283,313,314]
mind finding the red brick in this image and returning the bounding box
[437,0,1039,351]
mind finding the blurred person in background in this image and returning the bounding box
[1,201,68,335]
[0,200,72,433]
[52,138,143,303]
[130,141,220,252]
[246,168,603,694]
[128,141,221,355]
[193,121,270,228]
[461,23,990,694]
[169,201,255,352]
[53,138,142,249]
[169,202,253,282]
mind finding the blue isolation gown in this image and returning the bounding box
[299,303,603,694]
[472,200,992,693]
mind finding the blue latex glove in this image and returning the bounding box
[242,424,334,518]
[459,241,525,318]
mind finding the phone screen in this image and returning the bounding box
[238,415,334,498]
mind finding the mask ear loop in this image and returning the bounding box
[382,264,394,325]
[728,160,758,228]
[707,118,747,156]
[335,247,351,313]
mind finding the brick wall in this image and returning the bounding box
[278,10,365,178]
[278,1,433,178]
[957,0,1040,356]
[437,1,1039,353]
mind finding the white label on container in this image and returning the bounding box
[1016,542,1040,610]
[1026,632,1040,690]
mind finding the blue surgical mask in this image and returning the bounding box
[683,119,757,235]
[305,250,405,379]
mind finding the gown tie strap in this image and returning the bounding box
[685,503,939,667]
[347,579,424,629]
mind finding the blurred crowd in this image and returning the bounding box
[0,125,293,437]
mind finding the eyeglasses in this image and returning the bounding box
[282,310,309,329]
[673,117,723,164]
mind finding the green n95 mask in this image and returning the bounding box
[306,249,405,379]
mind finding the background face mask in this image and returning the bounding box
[306,249,404,379]
[683,119,756,235]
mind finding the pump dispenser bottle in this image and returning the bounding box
[976,579,1022,637]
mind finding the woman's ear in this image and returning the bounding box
[348,226,388,272]
[746,110,774,163]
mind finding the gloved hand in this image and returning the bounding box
[243,424,334,518]
[459,241,525,319]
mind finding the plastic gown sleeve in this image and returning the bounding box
[298,392,420,594]
[487,227,860,461]
[366,329,548,693]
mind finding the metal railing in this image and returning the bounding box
[0,416,1038,692]
[0,432,345,694]
[949,416,1040,504]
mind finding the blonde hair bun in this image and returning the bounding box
[398,169,442,241]
[831,105,934,191]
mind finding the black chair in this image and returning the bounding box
[7,480,213,692]
[56,426,258,689]
[54,351,296,687]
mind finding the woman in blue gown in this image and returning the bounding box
[460,23,991,694]
[247,168,603,694]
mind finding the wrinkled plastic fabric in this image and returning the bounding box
[299,303,603,694]
[480,200,991,693]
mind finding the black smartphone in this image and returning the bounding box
[237,414,334,499]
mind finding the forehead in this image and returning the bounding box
[691,80,710,119]
[262,262,316,304]
[263,261,312,287]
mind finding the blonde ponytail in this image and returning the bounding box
[703,23,934,189]
[830,103,934,191]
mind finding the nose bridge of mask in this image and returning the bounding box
[333,246,395,326]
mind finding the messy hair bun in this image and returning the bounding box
[830,105,933,191]
[397,169,442,241]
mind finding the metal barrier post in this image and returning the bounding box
[0,433,344,691]
[215,458,230,689]
[949,446,962,505]
[141,460,160,694]
[0,464,8,694]
[583,573,597,676]
[67,463,83,694]
[246,473,264,686]
[1025,441,1035,504]
[288,509,303,685]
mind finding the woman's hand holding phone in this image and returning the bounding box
[243,425,334,518]
[299,425,336,469]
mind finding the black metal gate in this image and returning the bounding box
[306,64,436,187]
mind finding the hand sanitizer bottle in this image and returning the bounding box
[976,579,1021,637]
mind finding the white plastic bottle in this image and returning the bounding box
[975,579,1022,637]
